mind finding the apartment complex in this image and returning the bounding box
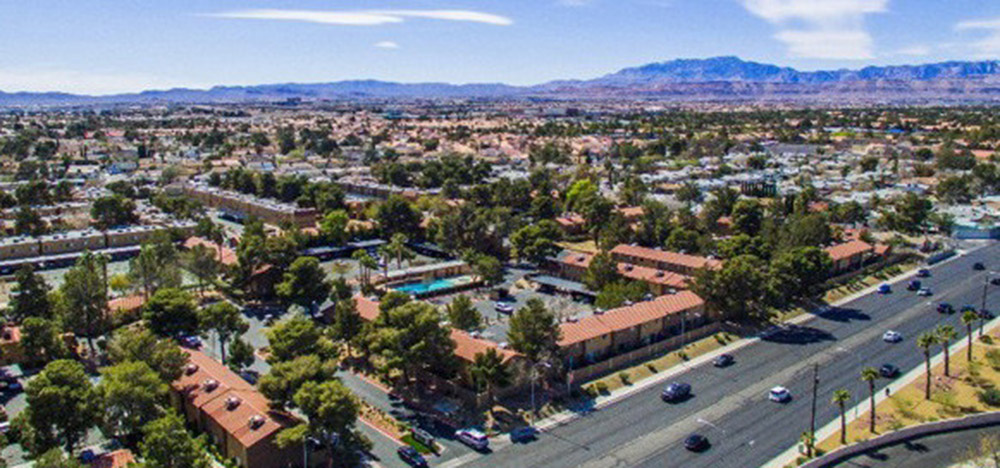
[0,222,196,262]
[609,244,722,276]
[171,349,309,468]
[551,250,691,294]
[181,183,318,228]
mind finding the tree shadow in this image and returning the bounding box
[813,306,870,323]
[761,324,836,345]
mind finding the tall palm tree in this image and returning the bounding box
[469,348,511,411]
[917,332,938,400]
[832,389,851,445]
[963,309,978,363]
[377,245,392,283]
[388,233,413,269]
[860,367,879,433]
[936,324,958,377]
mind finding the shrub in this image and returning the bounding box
[594,381,609,394]
[715,334,727,345]
[678,351,689,361]
[978,388,1000,407]
[981,335,994,345]
[646,363,657,373]
[985,349,1000,370]
[618,372,631,385]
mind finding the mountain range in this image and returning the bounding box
[3,56,1000,107]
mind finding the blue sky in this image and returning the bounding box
[1,0,998,94]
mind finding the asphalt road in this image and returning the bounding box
[461,242,1000,468]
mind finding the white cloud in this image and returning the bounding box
[956,17,1000,57]
[894,45,931,56]
[741,0,889,60]
[210,9,512,27]
[374,41,400,49]
[0,67,195,95]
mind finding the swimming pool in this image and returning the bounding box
[392,275,476,297]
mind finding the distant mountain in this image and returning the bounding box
[3,57,1000,107]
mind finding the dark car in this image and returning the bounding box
[975,262,986,271]
[981,309,996,320]
[992,277,1000,286]
[684,434,710,452]
[907,280,921,291]
[510,426,538,443]
[397,446,428,467]
[879,364,900,378]
[917,269,931,278]
[713,354,735,367]
[661,382,692,402]
[938,303,954,314]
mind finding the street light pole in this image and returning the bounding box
[808,363,819,458]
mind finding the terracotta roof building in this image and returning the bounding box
[170,349,308,468]
[551,250,691,294]
[610,244,721,276]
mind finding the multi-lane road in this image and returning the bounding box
[459,241,1000,468]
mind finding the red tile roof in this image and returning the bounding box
[825,240,874,262]
[172,349,296,449]
[450,329,518,363]
[558,291,704,347]
[555,252,692,289]
[91,449,136,468]
[610,245,721,271]
[355,295,381,321]
[108,295,145,313]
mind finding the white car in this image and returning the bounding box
[917,288,932,297]
[769,386,792,403]
[456,428,489,450]
[494,302,514,314]
[883,330,903,343]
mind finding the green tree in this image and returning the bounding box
[507,299,561,362]
[98,361,166,438]
[107,325,188,382]
[24,360,99,454]
[329,298,364,356]
[14,206,48,236]
[387,233,415,269]
[860,367,879,433]
[917,332,937,400]
[34,449,84,468]
[469,253,505,288]
[143,288,199,337]
[290,380,362,465]
[377,195,422,239]
[583,251,620,291]
[182,244,218,298]
[691,254,772,322]
[731,199,764,236]
[937,324,958,377]
[511,221,562,265]
[319,209,350,245]
[768,247,833,305]
[139,412,211,468]
[198,302,248,364]
[227,338,256,374]
[20,318,66,368]
[470,348,511,408]
[447,295,482,331]
[675,182,701,204]
[90,195,139,230]
[129,240,182,300]
[60,252,109,356]
[595,280,649,310]
[259,355,338,411]
[265,315,330,363]
[831,389,851,445]
[276,256,331,311]
[963,309,979,363]
[9,265,53,322]
[367,301,457,385]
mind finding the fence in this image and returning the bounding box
[567,322,722,384]
[802,411,1000,468]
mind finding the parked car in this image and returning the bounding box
[510,426,538,443]
[877,284,892,294]
[397,446,428,467]
[684,433,710,452]
[938,303,954,314]
[769,386,792,403]
[179,335,202,348]
[494,302,514,314]
[713,354,735,368]
[456,428,490,451]
[79,449,97,463]
[992,277,1000,286]
[883,330,903,343]
[917,269,931,278]
[879,364,900,378]
[907,280,921,291]
[918,288,933,297]
[661,382,692,402]
[975,262,986,271]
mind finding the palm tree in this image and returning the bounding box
[377,245,392,283]
[860,367,879,433]
[963,309,978,363]
[917,332,937,400]
[832,389,851,445]
[469,348,511,412]
[936,324,958,377]
[388,233,413,269]
[330,261,351,278]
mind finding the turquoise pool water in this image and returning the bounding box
[393,277,463,295]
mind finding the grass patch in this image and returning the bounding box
[823,260,919,304]
[401,434,437,454]
[556,240,599,254]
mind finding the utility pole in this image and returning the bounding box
[808,363,819,458]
